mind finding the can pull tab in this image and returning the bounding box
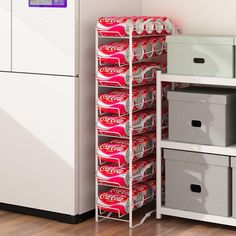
[193,58,205,64]
[192,120,202,128]
[190,184,201,193]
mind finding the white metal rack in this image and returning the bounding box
[95,27,171,228]
[156,72,236,226]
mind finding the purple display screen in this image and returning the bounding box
[29,0,67,8]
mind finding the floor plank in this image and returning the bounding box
[0,210,236,236]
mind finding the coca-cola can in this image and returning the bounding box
[110,89,144,111]
[97,164,143,187]
[136,38,154,59]
[133,136,153,156]
[97,113,142,137]
[98,42,135,65]
[134,86,154,109]
[145,179,157,195]
[98,192,133,215]
[139,63,156,83]
[146,132,157,149]
[151,37,164,56]
[98,142,133,165]
[154,17,174,34]
[110,139,144,160]
[139,109,156,132]
[133,183,154,203]
[98,90,143,115]
[97,17,135,37]
[97,65,140,87]
[135,159,154,181]
[109,188,144,208]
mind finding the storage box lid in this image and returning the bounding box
[164,149,230,167]
[167,87,236,105]
[166,35,234,46]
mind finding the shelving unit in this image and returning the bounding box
[156,72,236,226]
[95,25,170,228]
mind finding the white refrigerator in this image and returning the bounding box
[0,0,142,223]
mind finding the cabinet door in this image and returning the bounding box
[0,73,77,215]
[12,1,78,76]
[0,1,11,71]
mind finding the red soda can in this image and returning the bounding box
[97,17,135,37]
[133,136,153,157]
[97,142,133,165]
[97,164,143,187]
[135,38,154,59]
[110,139,144,160]
[98,192,133,215]
[133,183,154,203]
[145,179,157,195]
[135,158,154,181]
[109,188,144,208]
[97,90,143,115]
[153,17,174,35]
[96,65,139,87]
[151,37,164,56]
[146,132,157,149]
[98,42,137,65]
[139,109,156,132]
[97,113,143,137]
[139,63,156,83]
[134,86,154,109]
[110,89,144,111]
[134,16,155,35]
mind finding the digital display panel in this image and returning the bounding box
[29,0,67,8]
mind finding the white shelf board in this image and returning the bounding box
[161,140,236,156]
[160,74,236,87]
[161,207,236,227]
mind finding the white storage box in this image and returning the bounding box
[165,149,231,217]
[167,35,235,78]
[168,86,236,146]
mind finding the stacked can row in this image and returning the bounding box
[97,155,156,187]
[97,16,175,37]
[98,179,156,215]
[98,37,166,65]
[97,62,166,87]
[98,132,157,165]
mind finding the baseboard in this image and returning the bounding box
[0,202,95,224]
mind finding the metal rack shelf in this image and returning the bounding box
[95,27,162,228]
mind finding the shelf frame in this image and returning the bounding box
[161,207,236,227]
[156,72,236,226]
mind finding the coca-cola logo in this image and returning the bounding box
[111,188,128,195]
[99,17,123,24]
[100,116,125,124]
[100,192,125,202]
[100,143,125,152]
[100,165,126,175]
[100,67,126,74]
[100,94,125,102]
[100,45,125,52]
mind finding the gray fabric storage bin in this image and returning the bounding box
[168,87,236,146]
[167,35,234,78]
[165,149,231,216]
[231,157,236,218]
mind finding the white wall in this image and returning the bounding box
[142,0,236,35]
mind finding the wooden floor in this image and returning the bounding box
[0,210,236,236]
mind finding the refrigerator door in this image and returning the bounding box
[12,1,78,76]
[0,1,11,71]
[0,72,78,215]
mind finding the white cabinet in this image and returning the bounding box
[0,73,77,215]
[0,1,11,71]
[12,1,78,76]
